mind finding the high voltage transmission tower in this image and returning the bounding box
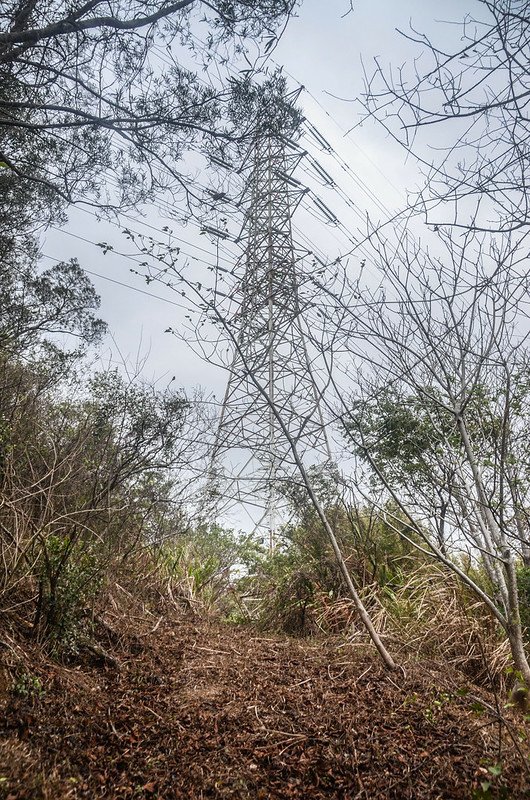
[207,96,332,550]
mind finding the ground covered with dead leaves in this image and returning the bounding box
[0,612,529,799]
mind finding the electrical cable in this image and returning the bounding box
[39,252,194,311]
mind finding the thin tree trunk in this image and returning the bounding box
[260,395,398,670]
[456,414,530,684]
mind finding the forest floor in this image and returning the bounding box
[0,609,529,799]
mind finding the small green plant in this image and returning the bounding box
[424,690,452,723]
[13,671,44,700]
[472,762,508,800]
[158,523,253,608]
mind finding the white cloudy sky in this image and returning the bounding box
[42,0,474,393]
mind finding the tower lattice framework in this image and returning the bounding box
[209,129,331,548]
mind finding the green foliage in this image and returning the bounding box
[348,380,524,495]
[228,70,303,140]
[238,496,430,636]
[86,369,189,475]
[350,389,450,482]
[13,671,44,701]
[158,523,252,607]
[238,545,318,635]
[0,71,105,368]
[290,501,428,590]
[0,352,197,649]
[423,690,452,724]
[0,0,297,214]
[0,258,106,364]
[281,465,429,589]
[472,762,509,800]
[35,535,103,650]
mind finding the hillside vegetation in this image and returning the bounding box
[3,1,530,798]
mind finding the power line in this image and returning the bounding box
[38,71,408,292]
[40,252,192,311]
[275,61,406,203]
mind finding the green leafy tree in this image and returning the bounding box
[0,0,298,212]
[0,258,106,362]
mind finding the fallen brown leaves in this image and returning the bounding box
[0,614,529,799]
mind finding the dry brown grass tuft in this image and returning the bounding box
[314,563,511,689]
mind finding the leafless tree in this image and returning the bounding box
[363,1,530,233]
[317,224,530,684]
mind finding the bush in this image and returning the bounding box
[0,359,200,651]
[34,535,103,650]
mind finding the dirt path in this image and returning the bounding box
[1,614,528,798]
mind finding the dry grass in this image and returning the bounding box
[313,564,511,689]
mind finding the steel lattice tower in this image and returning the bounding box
[209,126,331,549]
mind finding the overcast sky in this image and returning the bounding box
[42,0,474,393]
